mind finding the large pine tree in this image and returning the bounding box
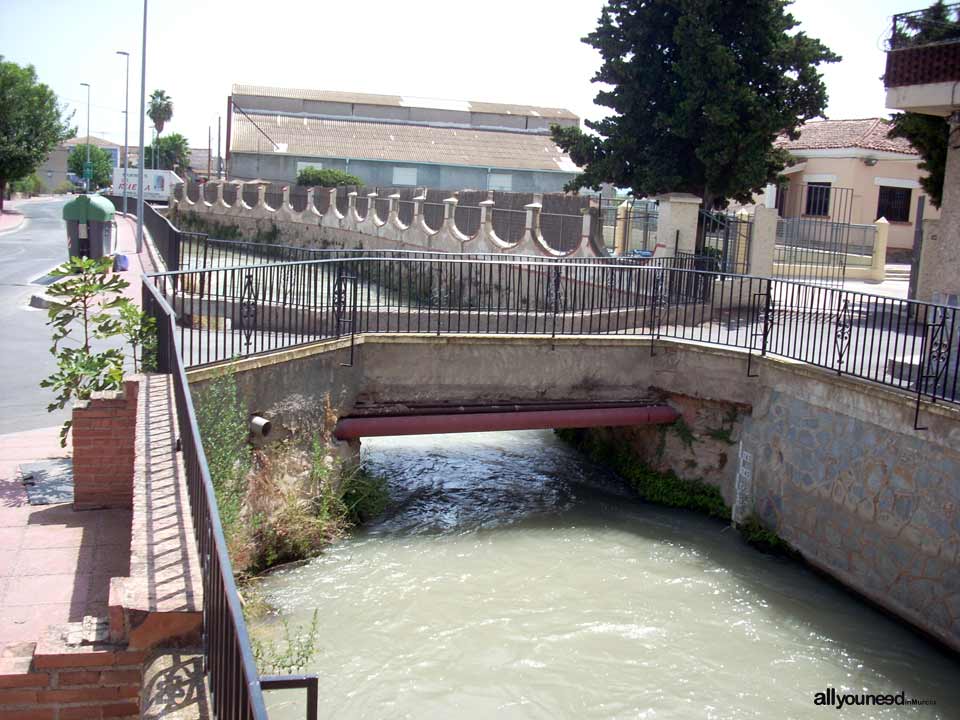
[553,0,839,209]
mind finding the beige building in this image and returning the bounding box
[769,118,937,259]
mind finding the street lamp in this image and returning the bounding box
[135,0,147,253]
[117,51,130,217]
[80,82,90,192]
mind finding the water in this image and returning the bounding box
[251,431,960,719]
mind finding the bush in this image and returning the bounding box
[54,180,75,194]
[296,167,363,188]
[12,173,46,196]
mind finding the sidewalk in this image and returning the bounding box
[0,208,25,234]
[0,214,153,662]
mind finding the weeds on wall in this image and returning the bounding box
[251,609,321,675]
[555,427,730,519]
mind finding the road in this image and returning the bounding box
[0,197,72,434]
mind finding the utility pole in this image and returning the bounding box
[217,116,222,179]
[207,125,211,179]
[136,0,147,253]
[80,83,90,192]
[117,51,130,216]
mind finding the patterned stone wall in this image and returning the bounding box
[741,387,960,651]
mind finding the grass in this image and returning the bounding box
[555,427,730,519]
[736,514,795,556]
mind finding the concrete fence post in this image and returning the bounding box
[479,199,494,232]
[282,185,291,210]
[735,209,751,273]
[215,181,225,207]
[581,206,593,249]
[871,217,889,282]
[388,193,400,222]
[750,205,778,278]
[614,201,630,255]
[656,193,701,256]
[366,192,378,223]
[524,202,542,240]
[326,187,339,220]
[256,184,266,210]
[413,194,425,222]
[347,191,358,222]
[305,188,315,216]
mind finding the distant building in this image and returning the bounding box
[770,118,938,257]
[37,135,124,189]
[226,85,581,193]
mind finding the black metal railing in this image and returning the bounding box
[151,253,960,416]
[698,210,752,275]
[889,3,960,50]
[143,281,269,719]
[104,195,185,272]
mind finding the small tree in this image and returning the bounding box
[0,57,75,212]
[41,257,130,445]
[144,132,190,171]
[296,167,363,187]
[67,145,113,188]
[551,0,839,209]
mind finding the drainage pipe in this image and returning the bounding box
[333,405,679,439]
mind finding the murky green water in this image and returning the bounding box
[251,430,959,719]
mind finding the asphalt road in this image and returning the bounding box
[0,197,74,434]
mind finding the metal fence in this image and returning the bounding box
[103,195,185,272]
[151,252,960,421]
[697,211,752,274]
[888,3,960,50]
[599,198,658,253]
[775,219,877,282]
[142,280,318,720]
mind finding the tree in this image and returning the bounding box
[0,56,74,211]
[887,1,960,209]
[551,0,839,210]
[147,89,173,135]
[67,144,113,188]
[296,167,363,187]
[144,132,190,171]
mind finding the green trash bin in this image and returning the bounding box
[62,194,116,261]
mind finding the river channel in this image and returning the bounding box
[251,430,960,719]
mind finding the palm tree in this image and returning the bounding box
[147,89,173,135]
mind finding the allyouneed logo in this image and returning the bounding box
[814,688,936,709]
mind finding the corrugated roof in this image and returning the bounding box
[231,84,579,121]
[230,112,579,173]
[775,118,917,155]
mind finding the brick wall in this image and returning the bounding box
[72,380,139,511]
[0,648,145,720]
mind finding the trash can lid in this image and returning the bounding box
[62,194,115,223]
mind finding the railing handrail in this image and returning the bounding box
[142,278,270,718]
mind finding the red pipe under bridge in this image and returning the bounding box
[333,400,679,439]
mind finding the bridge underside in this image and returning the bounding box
[333,400,679,438]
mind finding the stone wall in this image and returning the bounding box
[172,184,605,259]
[186,334,960,652]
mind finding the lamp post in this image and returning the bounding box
[136,0,147,253]
[117,51,130,217]
[80,82,90,192]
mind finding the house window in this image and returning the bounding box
[876,186,911,222]
[804,182,831,216]
[489,173,512,191]
[392,167,417,186]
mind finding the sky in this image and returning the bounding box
[0,0,909,155]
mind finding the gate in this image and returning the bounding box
[696,210,752,274]
[774,183,854,285]
[599,197,658,254]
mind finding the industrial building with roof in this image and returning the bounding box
[225,84,581,193]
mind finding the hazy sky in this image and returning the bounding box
[1,0,908,154]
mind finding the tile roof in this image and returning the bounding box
[231,84,579,121]
[775,118,917,155]
[230,112,579,173]
[65,135,122,149]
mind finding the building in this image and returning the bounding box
[769,118,937,259]
[225,85,581,192]
[37,135,124,190]
[884,5,960,304]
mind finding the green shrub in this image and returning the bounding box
[555,428,730,519]
[193,370,251,539]
[296,167,363,187]
[736,514,794,556]
[54,180,75,194]
[251,610,320,675]
[13,173,46,196]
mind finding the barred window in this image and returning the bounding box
[877,186,911,222]
[804,182,831,216]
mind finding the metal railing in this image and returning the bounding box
[152,252,960,419]
[698,211,752,274]
[889,3,960,50]
[104,195,185,272]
